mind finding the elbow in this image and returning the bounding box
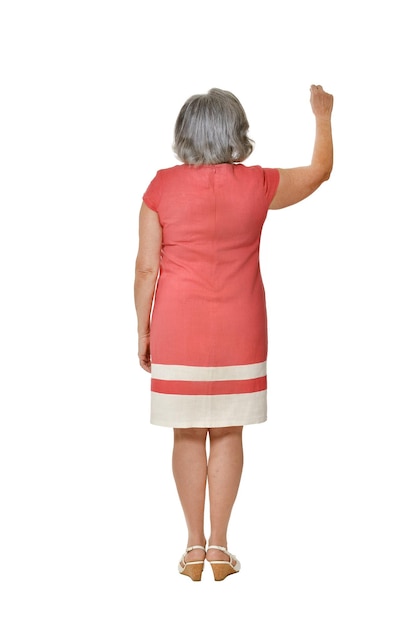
[135,266,159,282]
[322,166,332,182]
[316,161,333,184]
[323,154,333,181]
[134,257,160,284]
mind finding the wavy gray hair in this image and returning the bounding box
[173,88,254,165]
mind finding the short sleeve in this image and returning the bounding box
[262,168,280,206]
[143,170,163,212]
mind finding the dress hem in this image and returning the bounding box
[150,415,267,428]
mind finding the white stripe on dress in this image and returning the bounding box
[151,361,267,382]
[150,389,267,428]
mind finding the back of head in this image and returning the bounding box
[173,88,254,165]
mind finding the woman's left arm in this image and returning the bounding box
[134,202,162,372]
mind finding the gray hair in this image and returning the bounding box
[173,88,254,165]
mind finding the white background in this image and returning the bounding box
[1,1,416,624]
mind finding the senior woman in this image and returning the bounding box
[134,85,333,580]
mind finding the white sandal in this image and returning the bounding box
[178,545,206,581]
[206,545,241,581]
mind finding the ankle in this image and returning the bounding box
[188,535,206,544]
[208,537,227,549]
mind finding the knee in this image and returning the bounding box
[208,426,243,441]
[174,427,208,444]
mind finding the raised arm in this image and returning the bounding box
[269,85,334,210]
[134,202,162,372]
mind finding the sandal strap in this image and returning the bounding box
[206,545,235,561]
[179,545,206,568]
[185,545,206,553]
[206,545,240,572]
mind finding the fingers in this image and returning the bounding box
[140,358,152,373]
[139,335,152,372]
[310,84,333,99]
[310,84,333,117]
[139,348,152,372]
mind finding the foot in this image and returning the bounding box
[178,545,206,581]
[206,545,239,569]
[184,546,206,563]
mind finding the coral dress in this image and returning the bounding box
[143,163,279,427]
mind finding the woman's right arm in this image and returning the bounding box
[269,85,334,210]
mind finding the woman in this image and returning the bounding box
[134,85,333,581]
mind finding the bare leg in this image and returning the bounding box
[207,426,243,563]
[172,428,208,562]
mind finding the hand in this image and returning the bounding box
[139,335,151,373]
[310,85,333,120]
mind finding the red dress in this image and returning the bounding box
[143,163,279,427]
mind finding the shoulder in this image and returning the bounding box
[233,164,279,194]
[233,164,278,180]
[144,165,184,193]
[143,165,193,211]
[153,164,186,179]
